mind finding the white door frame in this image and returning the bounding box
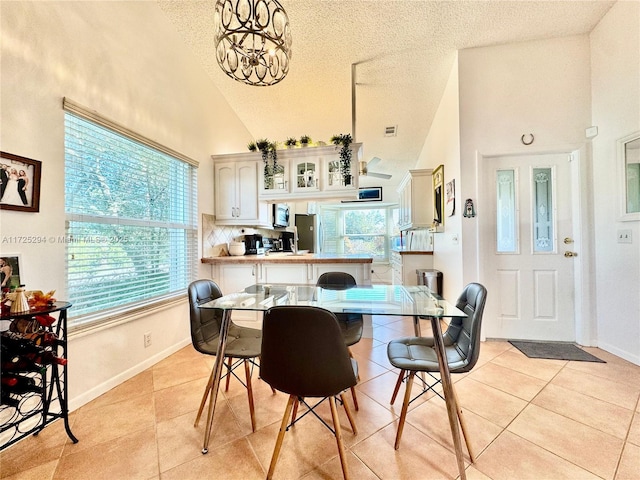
[475,144,596,346]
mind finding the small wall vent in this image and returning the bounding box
[384,125,398,137]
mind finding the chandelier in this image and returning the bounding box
[214,0,292,86]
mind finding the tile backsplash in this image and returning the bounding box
[201,214,278,257]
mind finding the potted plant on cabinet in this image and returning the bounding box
[285,137,298,148]
[299,135,312,147]
[330,133,353,185]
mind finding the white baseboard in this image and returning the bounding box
[597,341,640,366]
[68,338,191,412]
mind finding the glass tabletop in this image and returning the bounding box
[200,283,466,318]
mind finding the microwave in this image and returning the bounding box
[273,203,290,228]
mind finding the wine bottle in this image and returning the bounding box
[1,392,20,408]
[1,353,41,373]
[1,333,48,356]
[1,330,60,347]
[1,374,41,394]
[22,350,67,366]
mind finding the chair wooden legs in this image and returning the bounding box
[269,393,355,480]
[267,395,296,480]
[243,359,256,432]
[340,393,357,435]
[390,369,406,405]
[269,394,352,480]
[349,387,359,411]
[390,370,475,462]
[195,356,257,432]
[347,348,360,411]
[225,357,232,391]
[330,395,351,480]
[394,371,415,449]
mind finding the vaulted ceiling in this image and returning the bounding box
[158,0,614,185]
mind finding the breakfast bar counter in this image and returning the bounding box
[201,253,373,265]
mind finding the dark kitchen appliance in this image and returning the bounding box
[295,214,316,253]
[280,231,295,252]
[244,234,263,255]
[273,203,290,228]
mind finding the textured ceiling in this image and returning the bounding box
[158,0,614,184]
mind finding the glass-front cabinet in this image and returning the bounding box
[292,159,320,193]
[260,158,290,197]
[215,143,362,204]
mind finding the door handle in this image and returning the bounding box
[564,251,578,257]
[563,237,574,244]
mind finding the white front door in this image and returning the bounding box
[480,152,577,341]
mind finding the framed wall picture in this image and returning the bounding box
[0,254,22,290]
[0,151,42,212]
[433,165,444,227]
[446,179,455,217]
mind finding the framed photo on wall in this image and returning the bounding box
[0,254,22,290]
[433,165,444,227]
[0,151,42,212]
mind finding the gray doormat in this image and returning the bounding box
[509,341,605,363]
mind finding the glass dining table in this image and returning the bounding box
[199,283,470,480]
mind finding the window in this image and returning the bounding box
[63,99,197,328]
[319,205,392,261]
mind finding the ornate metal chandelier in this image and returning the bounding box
[214,0,292,86]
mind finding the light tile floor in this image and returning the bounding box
[2,315,639,480]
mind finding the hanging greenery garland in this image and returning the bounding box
[330,133,353,185]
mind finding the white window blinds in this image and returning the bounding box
[63,100,198,328]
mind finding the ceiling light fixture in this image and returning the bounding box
[214,0,292,86]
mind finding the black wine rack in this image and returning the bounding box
[0,302,78,450]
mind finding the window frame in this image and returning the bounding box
[319,204,394,262]
[63,98,198,332]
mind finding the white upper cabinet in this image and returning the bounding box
[259,157,291,197]
[262,143,362,201]
[292,157,320,194]
[214,160,268,226]
[397,169,433,231]
[213,144,362,218]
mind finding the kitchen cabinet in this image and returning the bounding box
[259,158,290,197]
[213,143,362,210]
[212,263,260,324]
[261,263,312,284]
[292,158,320,194]
[214,160,269,226]
[397,169,433,231]
[313,263,370,285]
[390,250,433,286]
[259,143,362,201]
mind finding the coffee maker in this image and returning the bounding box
[280,231,295,252]
[244,234,263,255]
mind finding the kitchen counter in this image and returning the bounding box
[392,249,434,255]
[201,253,373,265]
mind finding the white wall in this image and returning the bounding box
[0,1,252,409]
[590,1,640,364]
[415,56,463,299]
[456,35,594,343]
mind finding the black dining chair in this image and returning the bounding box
[188,279,263,432]
[387,282,487,459]
[260,306,358,480]
[316,272,364,410]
